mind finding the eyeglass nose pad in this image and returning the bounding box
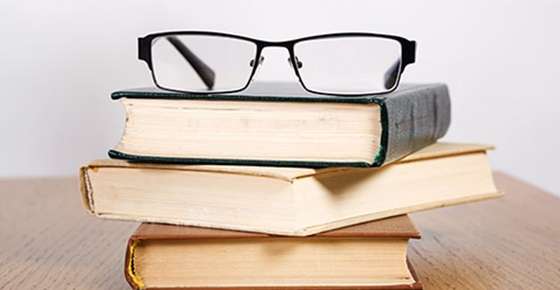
[249,56,265,68]
[288,56,303,69]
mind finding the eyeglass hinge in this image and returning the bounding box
[138,37,152,69]
[404,40,416,65]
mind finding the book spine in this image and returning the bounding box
[376,84,451,165]
[79,166,96,214]
[124,239,144,290]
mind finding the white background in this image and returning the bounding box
[1,1,559,195]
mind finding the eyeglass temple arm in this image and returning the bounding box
[166,36,216,90]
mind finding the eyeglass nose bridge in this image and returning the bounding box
[249,56,264,68]
[253,42,304,68]
[249,48,303,73]
[288,56,303,69]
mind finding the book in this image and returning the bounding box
[80,142,501,236]
[108,82,450,168]
[125,215,423,290]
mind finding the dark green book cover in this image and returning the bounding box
[109,82,451,168]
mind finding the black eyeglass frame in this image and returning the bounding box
[138,31,416,96]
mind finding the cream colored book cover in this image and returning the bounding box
[80,142,502,236]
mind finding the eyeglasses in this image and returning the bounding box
[138,31,416,96]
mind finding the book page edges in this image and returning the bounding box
[81,190,501,237]
[79,166,95,214]
[125,241,421,290]
[125,231,418,289]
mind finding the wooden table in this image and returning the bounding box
[0,173,558,289]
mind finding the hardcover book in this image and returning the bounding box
[109,82,450,168]
[81,142,501,236]
[125,215,423,290]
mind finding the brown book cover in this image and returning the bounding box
[125,215,422,290]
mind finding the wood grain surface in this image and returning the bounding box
[409,172,560,289]
[0,172,558,289]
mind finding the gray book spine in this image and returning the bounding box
[377,84,451,165]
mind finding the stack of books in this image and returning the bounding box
[80,82,500,290]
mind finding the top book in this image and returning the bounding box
[109,82,450,168]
